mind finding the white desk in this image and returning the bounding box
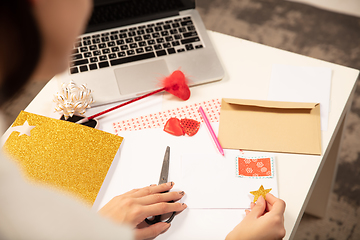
[24,31,359,239]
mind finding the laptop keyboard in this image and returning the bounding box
[70,16,203,74]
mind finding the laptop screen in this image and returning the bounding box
[86,0,196,33]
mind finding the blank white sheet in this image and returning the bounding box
[268,64,332,130]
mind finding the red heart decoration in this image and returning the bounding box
[163,117,184,136]
[162,70,191,101]
[180,118,200,136]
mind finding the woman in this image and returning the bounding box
[0,0,286,239]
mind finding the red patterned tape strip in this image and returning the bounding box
[113,98,221,133]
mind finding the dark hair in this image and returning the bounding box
[0,0,42,106]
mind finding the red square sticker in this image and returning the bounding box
[236,156,274,178]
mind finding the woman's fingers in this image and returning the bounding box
[265,193,276,204]
[98,182,187,231]
[248,196,266,219]
[131,182,174,198]
[143,201,187,219]
[244,201,256,216]
[265,193,286,214]
[138,191,185,205]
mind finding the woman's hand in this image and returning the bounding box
[226,193,286,240]
[99,182,187,240]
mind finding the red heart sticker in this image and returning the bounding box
[163,117,184,136]
[180,118,200,136]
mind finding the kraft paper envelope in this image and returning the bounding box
[218,98,321,155]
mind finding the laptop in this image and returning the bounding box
[59,0,224,106]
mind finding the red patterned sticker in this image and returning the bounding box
[236,156,274,178]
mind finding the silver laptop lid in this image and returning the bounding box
[87,0,196,33]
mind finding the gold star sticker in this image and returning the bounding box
[250,185,272,202]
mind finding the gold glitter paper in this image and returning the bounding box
[3,111,123,206]
[250,185,272,202]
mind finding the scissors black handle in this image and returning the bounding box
[145,190,176,225]
[145,211,176,225]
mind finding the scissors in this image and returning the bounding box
[145,146,176,225]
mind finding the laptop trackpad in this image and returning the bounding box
[114,60,170,95]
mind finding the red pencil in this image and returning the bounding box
[76,70,190,124]
[76,87,165,124]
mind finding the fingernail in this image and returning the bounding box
[166,182,173,186]
[178,191,185,195]
[182,203,187,208]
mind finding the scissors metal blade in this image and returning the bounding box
[145,146,176,225]
[158,146,170,185]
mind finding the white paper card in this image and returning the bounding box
[180,153,278,209]
[94,123,279,210]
